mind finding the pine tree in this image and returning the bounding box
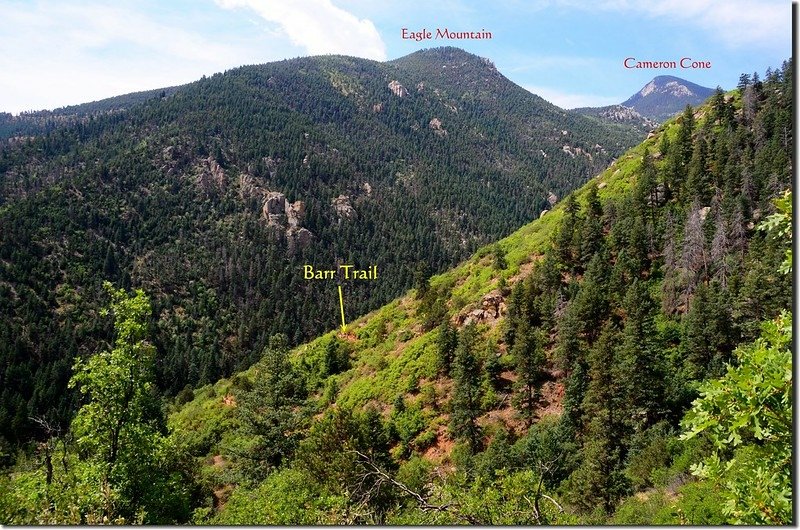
[686,135,711,202]
[413,260,432,300]
[634,149,658,222]
[436,320,458,375]
[449,324,483,453]
[566,322,628,513]
[556,302,583,369]
[323,336,349,375]
[571,250,611,343]
[236,333,306,478]
[616,280,665,430]
[511,322,546,426]
[580,182,604,265]
[737,73,751,92]
[556,194,581,270]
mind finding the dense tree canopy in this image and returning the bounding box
[0,57,792,525]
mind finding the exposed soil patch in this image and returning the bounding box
[479,402,526,436]
[213,484,233,510]
[536,380,564,419]
[422,424,455,463]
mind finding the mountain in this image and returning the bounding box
[575,75,716,129]
[620,75,716,121]
[0,86,181,140]
[174,61,789,525]
[162,61,788,524]
[0,59,792,525]
[0,47,645,444]
[570,104,656,135]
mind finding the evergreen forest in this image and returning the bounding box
[0,48,642,446]
[0,51,793,525]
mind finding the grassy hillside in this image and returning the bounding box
[162,60,791,525]
[0,60,791,525]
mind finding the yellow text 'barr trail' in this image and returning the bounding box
[303,264,378,281]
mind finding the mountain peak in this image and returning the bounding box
[393,46,488,64]
[390,46,498,73]
[622,75,715,121]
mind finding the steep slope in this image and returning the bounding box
[621,75,716,121]
[156,61,792,524]
[0,48,644,443]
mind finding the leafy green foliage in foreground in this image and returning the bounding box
[681,191,792,525]
[683,312,792,524]
[0,285,194,524]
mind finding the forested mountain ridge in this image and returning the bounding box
[0,85,181,140]
[572,104,656,135]
[0,47,644,446]
[0,60,786,524]
[179,61,789,525]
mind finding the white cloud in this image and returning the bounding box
[0,2,271,113]
[523,85,623,109]
[215,0,387,60]
[556,0,789,50]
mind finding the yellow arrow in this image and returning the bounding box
[338,285,347,332]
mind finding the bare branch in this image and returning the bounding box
[541,493,564,513]
[350,449,482,525]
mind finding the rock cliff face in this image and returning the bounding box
[263,191,285,215]
[195,156,226,192]
[455,290,507,327]
[597,105,656,129]
[260,190,313,250]
[388,80,408,97]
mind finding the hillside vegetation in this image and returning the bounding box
[0,59,790,525]
[0,48,644,446]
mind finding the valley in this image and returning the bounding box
[0,47,792,525]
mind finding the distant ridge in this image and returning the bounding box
[621,75,716,121]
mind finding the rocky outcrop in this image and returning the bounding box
[547,192,558,206]
[287,227,314,253]
[455,290,507,327]
[195,157,226,192]
[237,173,260,201]
[598,105,657,130]
[287,200,305,227]
[263,192,306,225]
[388,80,408,97]
[332,194,357,220]
[263,191,286,216]
[263,156,280,178]
[260,191,313,250]
[429,117,447,136]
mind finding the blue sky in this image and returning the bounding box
[0,0,791,114]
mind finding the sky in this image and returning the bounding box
[0,0,792,114]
